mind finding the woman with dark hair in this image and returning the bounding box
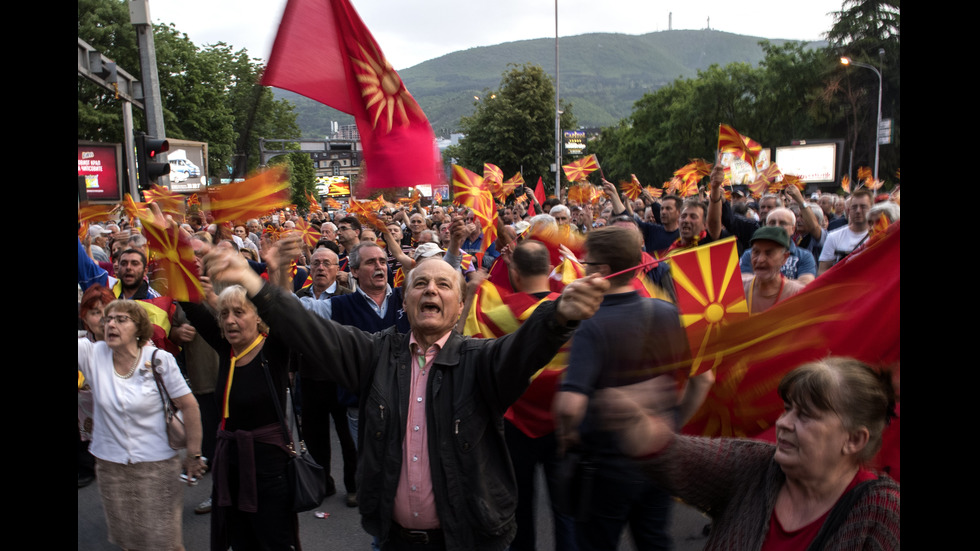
[595,357,900,550]
[78,299,205,550]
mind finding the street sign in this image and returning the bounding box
[878,119,892,145]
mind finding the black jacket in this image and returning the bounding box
[250,283,576,551]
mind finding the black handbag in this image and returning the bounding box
[261,355,327,512]
[150,349,187,450]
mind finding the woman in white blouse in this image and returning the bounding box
[78,299,204,551]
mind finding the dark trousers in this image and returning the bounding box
[574,457,672,551]
[198,391,218,466]
[504,421,577,551]
[298,378,358,493]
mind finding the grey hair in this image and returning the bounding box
[869,202,900,223]
[349,242,384,271]
[549,205,571,218]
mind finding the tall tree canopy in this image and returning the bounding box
[588,1,899,188]
[78,0,300,178]
[449,63,575,188]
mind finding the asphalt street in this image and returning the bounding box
[79,430,711,550]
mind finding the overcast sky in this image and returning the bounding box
[150,0,843,71]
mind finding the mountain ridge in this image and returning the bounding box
[273,29,826,138]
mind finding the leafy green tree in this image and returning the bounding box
[589,41,838,187]
[823,0,900,182]
[454,63,575,188]
[77,0,299,179]
[269,152,316,213]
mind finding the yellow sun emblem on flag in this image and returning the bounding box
[668,237,749,375]
[351,43,416,133]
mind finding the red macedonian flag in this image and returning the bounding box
[682,223,900,440]
[136,209,204,302]
[262,0,440,191]
[452,165,497,255]
[668,237,749,377]
[562,154,598,183]
[718,124,762,167]
[207,167,291,224]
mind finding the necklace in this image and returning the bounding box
[113,350,142,379]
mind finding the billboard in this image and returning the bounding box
[317,176,351,197]
[166,139,208,193]
[774,143,837,183]
[78,142,124,202]
[563,130,586,157]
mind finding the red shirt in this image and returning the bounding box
[762,468,878,550]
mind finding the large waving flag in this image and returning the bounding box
[674,159,713,185]
[669,237,749,377]
[562,154,599,183]
[682,223,901,439]
[207,167,291,224]
[464,280,568,437]
[136,211,204,302]
[262,0,440,191]
[483,163,503,185]
[122,194,150,223]
[451,165,497,255]
[143,184,185,219]
[718,124,762,166]
[620,174,643,201]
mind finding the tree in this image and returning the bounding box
[823,0,900,183]
[269,152,316,213]
[453,63,575,189]
[588,42,834,187]
[77,0,300,179]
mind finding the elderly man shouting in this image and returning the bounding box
[203,246,607,551]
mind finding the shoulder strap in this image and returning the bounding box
[259,351,299,455]
[149,349,178,417]
[807,478,880,550]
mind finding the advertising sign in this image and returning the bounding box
[167,139,208,193]
[78,142,124,202]
[563,130,586,157]
[774,143,837,183]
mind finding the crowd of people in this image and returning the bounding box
[78,169,900,550]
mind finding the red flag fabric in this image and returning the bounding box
[534,176,546,206]
[207,168,291,224]
[451,165,497,255]
[682,222,900,439]
[718,124,762,166]
[262,0,440,191]
[561,154,599,182]
[668,237,749,377]
[136,211,204,303]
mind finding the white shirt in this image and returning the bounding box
[78,339,191,464]
[819,226,869,264]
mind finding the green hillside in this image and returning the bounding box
[274,29,824,138]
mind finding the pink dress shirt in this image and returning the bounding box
[392,331,452,529]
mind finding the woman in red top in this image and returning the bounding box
[595,357,899,550]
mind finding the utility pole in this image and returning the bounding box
[129,0,170,188]
[554,0,561,200]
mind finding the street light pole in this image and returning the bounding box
[554,0,561,199]
[840,56,883,181]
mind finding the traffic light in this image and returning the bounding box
[135,132,170,189]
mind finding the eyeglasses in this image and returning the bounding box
[311,260,338,268]
[102,314,133,325]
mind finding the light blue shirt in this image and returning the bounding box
[300,283,393,320]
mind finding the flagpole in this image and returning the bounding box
[554,0,561,201]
